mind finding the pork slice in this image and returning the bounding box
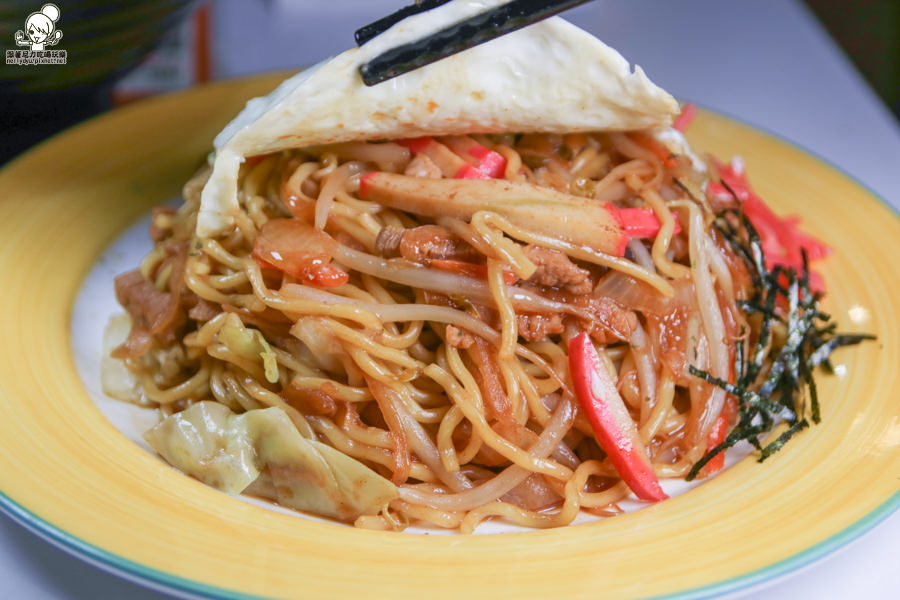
[516,312,565,342]
[375,224,481,264]
[575,296,638,345]
[445,324,475,349]
[523,245,592,294]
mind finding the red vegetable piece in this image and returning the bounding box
[469,146,506,178]
[784,217,830,261]
[703,395,737,476]
[568,332,668,501]
[306,263,351,287]
[252,219,348,287]
[402,136,506,179]
[400,136,476,179]
[704,416,728,474]
[399,136,432,154]
[710,158,830,293]
[672,102,697,132]
[618,207,682,238]
[442,135,508,178]
[606,206,681,256]
[358,171,377,198]
[454,163,490,180]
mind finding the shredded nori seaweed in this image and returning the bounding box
[685,209,875,481]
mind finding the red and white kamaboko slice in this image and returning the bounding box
[568,331,667,502]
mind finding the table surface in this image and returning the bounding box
[3,0,900,598]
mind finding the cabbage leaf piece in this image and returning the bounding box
[144,402,398,521]
[101,314,143,403]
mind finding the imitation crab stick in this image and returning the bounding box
[359,172,673,257]
[400,136,507,179]
[617,206,681,239]
[568,331,667,501]
[441,135,508,178]
[672,102,697,132]
[398,137,486,179]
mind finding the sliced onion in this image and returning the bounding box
[315,162,365,230]
[279,285,563,384]
[398,396,575,511]
[594,270,695,316]
[281,283,500,343]
[687,203,728,440]
[306,142,410,171]
[333,245,584,317]
[626,238,656,273]
[253,218,337,278]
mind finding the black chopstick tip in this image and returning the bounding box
[358,62,386,87]
[355,0,454,46]
[357,0,595,87]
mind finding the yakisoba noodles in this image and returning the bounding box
[104,3,863,532]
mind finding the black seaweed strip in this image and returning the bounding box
[776,378,799,423]
[758,272,800,398]
[743,282,778,387]
[688,366,785,415]
[686,410,772,481]
[674,177,704,204]
[737,299,782,321]
[799,248,811,291]
[744,219,768,282]
[759,419,809,461]
[808,333,877,368]
[799,344,820,423]
[714,219,761,289]
[690,202,875,477]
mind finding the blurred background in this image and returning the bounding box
[1,0,898,165]
[805,0,899,118]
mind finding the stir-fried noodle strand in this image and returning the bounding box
[111,131,773,531]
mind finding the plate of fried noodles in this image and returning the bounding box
[0,10,898,599]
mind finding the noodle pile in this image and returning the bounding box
[109,130,757,532]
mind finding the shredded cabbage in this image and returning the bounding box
[218,314,280,383]
[144,402,398,520]
[101,314,144,404]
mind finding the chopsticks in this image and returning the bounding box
[358,0,594,86]
[355,0,453,46]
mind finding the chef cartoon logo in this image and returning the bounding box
[6,3,67,65]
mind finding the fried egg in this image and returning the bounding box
[198,0,679,237]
